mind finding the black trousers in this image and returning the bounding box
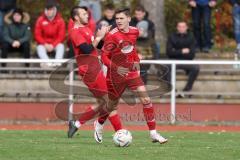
[165,64,200,91]
[140,64,150,84]
[1,42,30,67]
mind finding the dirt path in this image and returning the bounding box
[1,124,240,132]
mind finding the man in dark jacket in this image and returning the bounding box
[130,5,156,58]
[1,8,31,67]
[167,21,199,92]
[189,0,216,53]
[97,3,116,29]
[130,5,159,84]
[0,0,16,43]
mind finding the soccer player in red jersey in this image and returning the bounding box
[67,6,122,142]
[101,8,168,144]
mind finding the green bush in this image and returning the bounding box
[164,0,189,34]
[164,0,235,48]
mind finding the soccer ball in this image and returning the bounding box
[113,129,132,147]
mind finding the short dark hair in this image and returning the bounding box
[45,0,58,9]
[70,6,88,21]
[104,3,115,10]
[135,5,145,12]
[177,21,188,26]
[115,7,131,17]
[12,8,23,17]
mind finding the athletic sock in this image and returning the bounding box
[74,120,81,128]
[78,106,96,125]
[150,130,157,135]
[98,114,109,125]
[143,103,156,130]
[108,114,122,131]
[97,106,110,125]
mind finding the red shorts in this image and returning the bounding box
[107,75,144,100]
[82,71,107,98]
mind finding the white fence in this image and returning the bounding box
[0,59,240,124]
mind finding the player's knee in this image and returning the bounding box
[111,103,118,111]
[106,105,115,112]
[106,100,119,112]
[97,98,107,106]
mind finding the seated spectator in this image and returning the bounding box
[34,1,65,67]
[97,3,116,29]
[79,0,102,22]
[166,21,199,93]
[130,5,158,84]
[231,0,240,53]
[130,5,156,59]
[1,8,31,67]
[95,3,116,76]
[189,0,216,53]
[0,0,16,44]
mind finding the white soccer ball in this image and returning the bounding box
[113,129,132,147]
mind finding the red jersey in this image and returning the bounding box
[67,17,95,49]
[101,27,140,81]
[69,25,98,57]
[69,25,100,83]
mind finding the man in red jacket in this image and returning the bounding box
[34,1,65,67]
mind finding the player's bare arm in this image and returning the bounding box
[132,62,140,71]
[92,26,110,47]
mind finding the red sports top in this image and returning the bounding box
[69,25,98,57]
[101,26,140,81]
[69,25,100,83]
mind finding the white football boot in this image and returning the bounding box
[94,120,104,143]
[150,131,168,144]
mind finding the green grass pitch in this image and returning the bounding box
[0,130,239,160]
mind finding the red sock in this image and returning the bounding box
[143,103,156,130]
[98,114,109,124]
[97,105,110,124]
[108,114,122,131]
[79,106,96,124]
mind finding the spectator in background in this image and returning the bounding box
[0,0,16,44]
[96,3,116,76]
[1,8,31,68]
[166,21,199,93]
[34,1,65,67]
[231,0,240,53]
[79,0,102,22]
[189,0,216,53]
[130,5,158,84]
[97,3,116,29]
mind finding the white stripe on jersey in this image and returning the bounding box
[129,26,138,30]
[109,28,119,35]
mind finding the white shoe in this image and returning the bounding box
[150,132,168,144]
[94,120,104,143]
[52,62,62,67]
[40,62,53,68]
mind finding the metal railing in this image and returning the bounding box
[1,59,240,124]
